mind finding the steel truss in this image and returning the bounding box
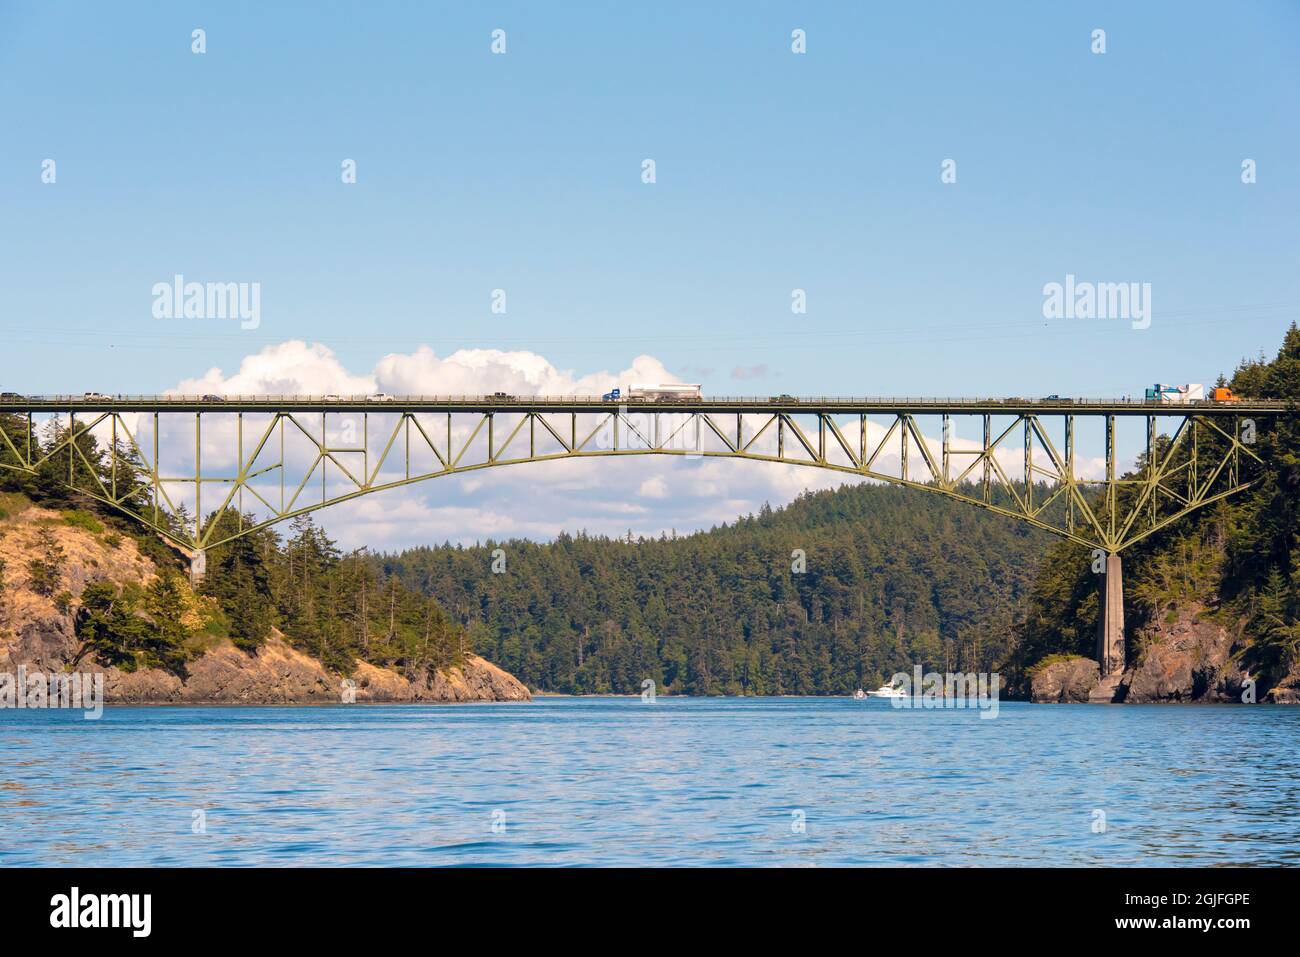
[0,403,1272,558]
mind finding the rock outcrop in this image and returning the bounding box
[1262,652,1300,704]
[0,500,530,704]
[1025,600,1269,705]
[350,655,530,703]
[1029,656,1101,703]
[1121,602,1246,703]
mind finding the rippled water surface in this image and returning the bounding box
[2,697,1298,866]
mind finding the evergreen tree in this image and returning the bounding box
[26,527,67,597]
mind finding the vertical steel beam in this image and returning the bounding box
[195,411,203,545]
[153,411,160,526]
[941,414,950,485]
[1146,415,1156,527]
[900,415,908,480]
[1232,415,1240,487]
[1065,414,1075,532]
[1105,414,1116,545]
[195,410,202,546]
[1024,416,1032,512]
[111,414,118,499]
[982,414,990,503]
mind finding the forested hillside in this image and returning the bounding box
[378,484,1055,695]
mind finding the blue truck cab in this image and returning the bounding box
[601,387,620,402]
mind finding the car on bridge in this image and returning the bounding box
[367,393,395,402]
[202,394,225,403]
[82,392,112,401]
[770,394,798,403]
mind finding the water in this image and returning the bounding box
[2,697,1298,866]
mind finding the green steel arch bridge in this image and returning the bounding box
[1,393,1292,678]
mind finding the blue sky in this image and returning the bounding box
[1,1,1297,546]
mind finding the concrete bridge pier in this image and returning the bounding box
[1096,553,1125,674]
[189,549,206,586]
[1090,553,1126,702]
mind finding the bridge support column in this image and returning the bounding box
[189,549,207,586]
[1096,553,1125,676]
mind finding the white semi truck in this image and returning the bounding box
[602,383,702,402]
[1144,383,1205,404]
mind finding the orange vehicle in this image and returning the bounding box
[1212,386,1241,402]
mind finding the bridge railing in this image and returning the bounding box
[9,394,1292,409]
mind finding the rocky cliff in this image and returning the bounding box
[1120,602,1247,703]
[0,499,530,704]
[1028,599,1294,704]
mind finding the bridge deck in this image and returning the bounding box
[0,395,1292,415]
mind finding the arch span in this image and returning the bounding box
[0,401,1269,556]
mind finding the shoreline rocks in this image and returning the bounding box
[1029,656,1101,703]
[1026,600,1296,704]
[97,635,531,704]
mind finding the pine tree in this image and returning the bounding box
[26,527,67,598]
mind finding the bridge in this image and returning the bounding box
[1,392,1291,679]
